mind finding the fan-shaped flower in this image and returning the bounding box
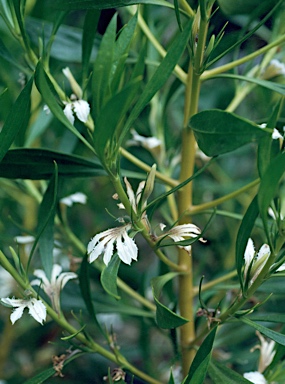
[87,224,138,266]
[31,264,77,314]
[1,297,46,325]
[157,223,206,252]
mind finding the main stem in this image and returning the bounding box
[178,10,209,375]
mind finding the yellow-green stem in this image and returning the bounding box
[178,9,209,375]
[188,179,260,215]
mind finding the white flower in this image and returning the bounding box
[259,123,283,140]
[63,97,90,125]
[254,332,276,373]
[243,371,267,384]
[31,264,77,314]
[157,223,206,252]
[244,239,270,286]
[263,59,285,79]
[127,130,162,160]
[87,224,138,266]
[0,268,14,297]
[1,297,46,325]
[60,192,87,207]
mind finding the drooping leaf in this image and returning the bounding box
[0,148,105,179]
[0,77,33,163]
[151,273,189,329]
[240,317,285,346]
[211,74,285,96]
[236,196,259,291]
[100,254,121,300]
[190,109,269,156]
[119,19,193,146]
[34,61,95,153]
[249,313,285,323]
[55,0,173,10]
[257,152,285,247]
[208,361,251,384]
[183,326,217,384]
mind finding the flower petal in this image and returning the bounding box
[73,100,90,123]
[103,239,114,265]
[28,299,46,324]
[243,371,267,384]
[10,306,25,324]
[63,103,75,125]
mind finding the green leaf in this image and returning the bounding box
[37,167,59,279]
[79,255,105,334]
[119,19,193,145]
[257,100,282,178]
[0,148,105,179]
[61,324,86,340]
[34,61,95,153]
[151,273,189,329]
[257,152,285,247]
[92,13,116,118]
[208,361,251,384]
[241,317,285,346]
[94,79,141,161]
[190,109,269,156]
[0,77,33,163]
[82,10,100,83]
[111,12,138,93]
[183,326,217,384]
[211,74,285,96]
[235,196,259,291]
[55,0,173,10]
[168,371,175,384]
[100,255,121,300]
[23,368,56,384]
[23,352,85,384]
[249,313,285,323]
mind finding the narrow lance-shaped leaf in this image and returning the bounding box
[190,109,269,157]
[119,19,193,146]
[38,166,59,280]
[236,196,259,292]
[0,148,105,179]
[240,317,285,346]
[151,272,189,329]
[182,326,218,384]
[208,361,252,384]
[0,77,33,162]
[55,0,173,11]
[92,13,116,119]
[211,74,285,96]
[257,152,285,247]
[27,164,59,279]
[257,99,283,178]
[82,10,100,84]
